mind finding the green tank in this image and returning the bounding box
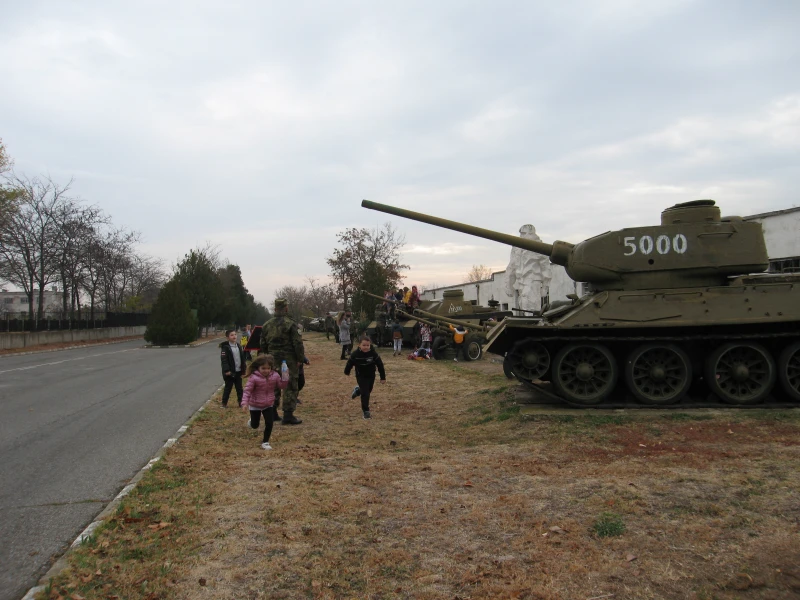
[362,199,800,407]
[360,291,423,348]
[361,289,509,353]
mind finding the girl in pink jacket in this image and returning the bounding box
[242,354,288,450]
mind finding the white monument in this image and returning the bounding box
[504,224,553,312]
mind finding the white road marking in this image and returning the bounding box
[0,348,136,375]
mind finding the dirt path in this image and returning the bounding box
[42,333,800,600]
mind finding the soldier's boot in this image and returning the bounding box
[282,411,303,425]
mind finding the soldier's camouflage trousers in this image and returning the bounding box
[273,355,299,414]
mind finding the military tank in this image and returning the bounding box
[362,199,800,407]
[361,289,509,351]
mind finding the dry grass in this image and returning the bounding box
[40,333,800,600]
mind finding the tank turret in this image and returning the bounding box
[361,199,769,290]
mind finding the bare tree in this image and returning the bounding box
[305,276,338,316]
[0,174,73,320]
[466,264,493,282]
[326,223,408,309]
[126,255,166,308]
[53,202,107,318]
[0,138,12,175]
[273,284,310,322]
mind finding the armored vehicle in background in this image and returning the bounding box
[362,199,800,407]
[361,290,509,350]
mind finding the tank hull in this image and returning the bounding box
[492,277,800,407]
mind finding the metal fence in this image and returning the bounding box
[0,312,150,333]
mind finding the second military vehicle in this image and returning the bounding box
[362,199,800,407]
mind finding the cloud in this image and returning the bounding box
[404,243,482,256]
[1,1,799,305]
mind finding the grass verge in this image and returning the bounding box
[39,334,800,599]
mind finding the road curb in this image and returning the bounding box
[21,384,225,600]
[142,336,224,349]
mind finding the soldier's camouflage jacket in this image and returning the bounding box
[260,315,305,361]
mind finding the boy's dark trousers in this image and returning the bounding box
[356,375,375,412]
[340,343,352,360]
[249,408,274,443]
[454,342,465,361]
[221,374,243,406]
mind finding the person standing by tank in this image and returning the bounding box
[420,323,432,350]
[408,285,421,309]
[338,310,352,360]
[391,320,403,356]
[449,323,468,362]
[260,298,306,425]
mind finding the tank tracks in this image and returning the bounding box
[506,328,800,409]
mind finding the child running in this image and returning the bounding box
[241,354,288,450]
[345,335,386,419]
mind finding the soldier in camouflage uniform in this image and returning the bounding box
[260,298,306,425]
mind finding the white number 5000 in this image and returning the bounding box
[623,234,687,256]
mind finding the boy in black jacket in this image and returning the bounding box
[220,329,247,407]
[344,335,386,419]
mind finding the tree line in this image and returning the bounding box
[0,139,268,334]
[0,142,163,321]
[145,245,270,344]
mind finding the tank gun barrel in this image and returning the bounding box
[414,308,493,331]
[361,200,572,265]
[361,290,398,304]
[397,309,441,330]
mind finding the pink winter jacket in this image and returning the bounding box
[241,370,288,410]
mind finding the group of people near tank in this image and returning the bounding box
[219,298,387,452]
[382,285,420,318]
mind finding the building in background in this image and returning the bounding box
[420,206,800,312]
[0,287,61,317]
[744,207,800,273]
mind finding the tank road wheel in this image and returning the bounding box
[463,334,482,361]
[552,343,618,406]
[625,344,692,405]
[705,343,776,405]
[507,339,550,381]
[432,336,448,360]
[778,341,800,401]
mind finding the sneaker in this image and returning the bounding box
[351,386,361,399]
[454,358,458,362]
[363,410,371,419]
[261,442,273,450]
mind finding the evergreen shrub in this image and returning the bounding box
[144,280,197,345]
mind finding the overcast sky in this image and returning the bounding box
[2,0,799,305]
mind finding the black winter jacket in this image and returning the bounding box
[220,341,246,377]
[344,348,386,380]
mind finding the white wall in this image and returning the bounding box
[420,267,582,311]
[745,209,800,259]
[0,326,146,350]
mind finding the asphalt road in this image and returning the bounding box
[0,339,223,600]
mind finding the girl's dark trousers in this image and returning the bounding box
[356,375,375,412]
[340,343,352,359]
[249,408,274,443]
